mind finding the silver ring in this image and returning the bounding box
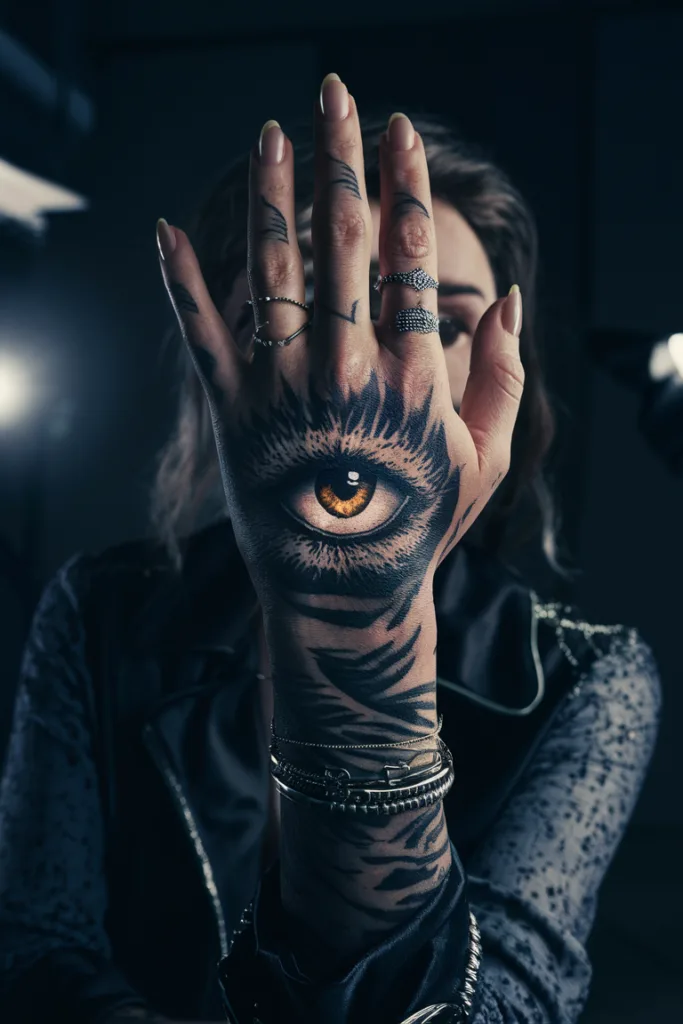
[395,308,440,335]
[246,295,310,312]
[374,268,439,293]
[247,295,311,348]
[252,321,311,348]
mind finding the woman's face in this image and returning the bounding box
[224,198,497,407]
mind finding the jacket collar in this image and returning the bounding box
[135,520,544,714]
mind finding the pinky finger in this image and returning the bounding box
[157,218,241,408]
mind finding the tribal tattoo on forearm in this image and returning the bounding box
[170,280,460,964]
[224,374,460,959]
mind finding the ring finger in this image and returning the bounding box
[248,120,308,377]
[377,114,442,369]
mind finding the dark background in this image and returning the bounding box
[1,1,682,1020]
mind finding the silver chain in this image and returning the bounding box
[270,713,443,750]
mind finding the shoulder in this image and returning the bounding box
[534,598,662,746]
[25,537,172,664]
[41,530,183,613]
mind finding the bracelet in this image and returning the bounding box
[270,738,454,815]
[270,713,443,750]
[272,763,454,815]
[270,736,449,790]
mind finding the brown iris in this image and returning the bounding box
[315,468,377,519]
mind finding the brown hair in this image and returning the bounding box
[151,112,559,569]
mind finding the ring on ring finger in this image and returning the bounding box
[394,308,440,335]
[374,267,440,293]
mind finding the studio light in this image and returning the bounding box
[0,158,86,234]
[0,352,33,426]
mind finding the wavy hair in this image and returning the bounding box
[151,112,559,570]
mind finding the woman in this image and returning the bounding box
[0,77,660,1024]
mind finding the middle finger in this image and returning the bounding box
[312,76,376,374]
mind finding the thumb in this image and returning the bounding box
[458,285,525,477]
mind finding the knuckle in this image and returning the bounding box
[401,166,424,197]
[335,138,359,166]
[331,349,368,387]
[489,352,526,403]
[495,451,512,478]
[389,218,433,262]
[328,208,368,249]
[479,441,511,480]
[259,248,298,290]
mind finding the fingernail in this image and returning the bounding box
[387,112,415,151]
[320,73,349,120]
[502,284,523,337]
[156,218,176,261]
[259,120,285,165]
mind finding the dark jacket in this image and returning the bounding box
[0,520,604,1023]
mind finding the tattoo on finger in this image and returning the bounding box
[328,155,362,199]
[392,191,430,222]
[318,298,360,324]
[260,195,289,243]
[169,282,199,314]
[189,343,224,408]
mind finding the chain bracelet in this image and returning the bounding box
[270,713,444,750]
[270,736,449,793]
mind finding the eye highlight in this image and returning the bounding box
[284,463,408,537]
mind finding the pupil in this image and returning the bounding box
[315,467,377,518]
[319,468,364,501]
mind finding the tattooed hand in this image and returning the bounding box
[157,87,523,672]
[157,77,524,963]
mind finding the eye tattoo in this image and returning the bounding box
[230,373,462,601]
[259,195,289,243]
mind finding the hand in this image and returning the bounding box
[158,78,525,957]
[157,86,524,645]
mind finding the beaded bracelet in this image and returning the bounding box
[270,738,454,815]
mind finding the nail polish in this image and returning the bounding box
[259,120,285,165]
[502,284,523,337]
[156,218,176,260]
[320,73,349,120]
[387,112,415,151]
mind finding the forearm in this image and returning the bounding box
[267,593,453,970]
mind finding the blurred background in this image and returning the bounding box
[1,1,682,1020]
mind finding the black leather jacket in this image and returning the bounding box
[0,520,616,1023]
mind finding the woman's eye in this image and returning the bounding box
[438,317,468,348]
[283,465,408,537]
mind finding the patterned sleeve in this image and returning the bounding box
[468,629,661,1024]
[0,558,152,1022]
[0,556,112,979]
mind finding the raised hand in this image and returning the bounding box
[157,84,523,630]
[157,75,524,964]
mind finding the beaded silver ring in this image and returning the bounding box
[395,308,440,335]
[374,268,439,293]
